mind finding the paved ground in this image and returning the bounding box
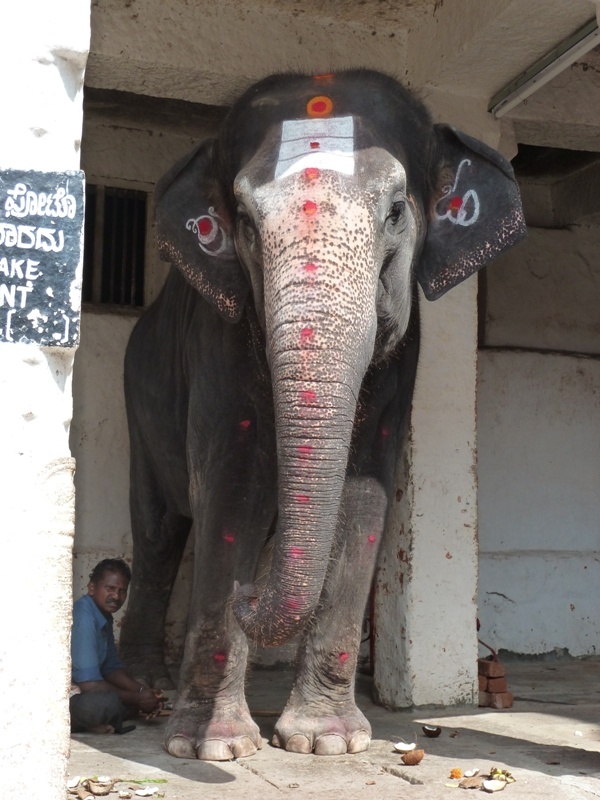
[68,660,600,799]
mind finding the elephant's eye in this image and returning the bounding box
[387,200,406,226]
[237,211,256,246]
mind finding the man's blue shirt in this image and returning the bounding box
[71,594,125,683]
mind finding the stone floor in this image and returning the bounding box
[68,660,600,799]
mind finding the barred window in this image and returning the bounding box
[83,184,147,307]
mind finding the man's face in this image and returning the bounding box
[88,570,129,616]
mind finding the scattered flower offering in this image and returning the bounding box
[450,768,463,779]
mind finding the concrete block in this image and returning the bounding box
[478,659,506,678]
[487,676,508,693]
[479,691,492,707]
[489,691,514,709]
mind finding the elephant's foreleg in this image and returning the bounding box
[119,434,191,690]
[273,476,388,755]
[166,441,277,761]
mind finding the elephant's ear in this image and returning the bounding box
[417,124,526,301]
[154,139,248,322]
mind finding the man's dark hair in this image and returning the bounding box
[89,558,132,584]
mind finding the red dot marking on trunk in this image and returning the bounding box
[300,326,313,343]
[300,389,316,403]
[303,200,317,216]
[289,546,304,559]
[380,426,390,438]
[304,262,317,273]
[239,419,251,431]
[310,141,320,150]
[213,651,226,663]
[286,598,300,611]
[223,530,235,544]
[367,534,377,545]
[295,494,310,504]
[449,196,463,211]
[339,652,349,663]
[304,167,320,182]
[297,444,313,458]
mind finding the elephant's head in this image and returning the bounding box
[155,70,525,646]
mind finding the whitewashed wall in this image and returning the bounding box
[0,2,89,798]
[478,223,600,656]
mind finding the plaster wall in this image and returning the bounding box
[478,351,600,656]
[478,220,600,656]
[72,108,217,653]
[0,1,89,797]
[485,225,600,355]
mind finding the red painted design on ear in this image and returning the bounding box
[297,444,313,457]
[295,494,310,504]
[367,534,377,544]
[449,196,463,211]
[304,262,317,272]
[310,141,320,150]
[339,652,349,663]
[303,200,317,216]
[300,389,316,403]
[289,546,304,559]
[198,218,213,237]
[300,326,314,343]
[239,419,251,431]
[213,651,226,663]
[223,530,235,544]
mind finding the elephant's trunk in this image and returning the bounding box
[233,175,379,646]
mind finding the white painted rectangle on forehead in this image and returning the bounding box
[275,116,354,179]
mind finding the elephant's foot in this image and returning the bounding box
[165,701,263,761]
[119,644,175,691]
[272,699,372,756]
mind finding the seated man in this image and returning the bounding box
[70,558,164,734]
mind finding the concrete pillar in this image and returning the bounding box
[373,96,502,708]
[0,2,90,797]
[374,281,479,707]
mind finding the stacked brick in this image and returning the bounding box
[478,659,514,708]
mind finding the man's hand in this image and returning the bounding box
[137,687,165,718]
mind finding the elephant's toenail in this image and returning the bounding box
[314,733,347,756]
[286,733,312,754]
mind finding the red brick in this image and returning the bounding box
[478,691,492,707]
[487,676,508,693]
[489,691,514,709]
[478,659,506,678]
[478,674,488,691]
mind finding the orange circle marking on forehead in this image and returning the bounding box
[307,95,333,118]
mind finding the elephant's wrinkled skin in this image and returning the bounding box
[121,70,525,761]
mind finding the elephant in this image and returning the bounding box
[120,69,525,761]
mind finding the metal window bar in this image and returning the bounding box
[83,184,147,307]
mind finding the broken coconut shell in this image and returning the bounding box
[459,776,484,790]
[401,748,425,765]
[482,779,506,793]
[393,741,416,753]
[422,725,442,738]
